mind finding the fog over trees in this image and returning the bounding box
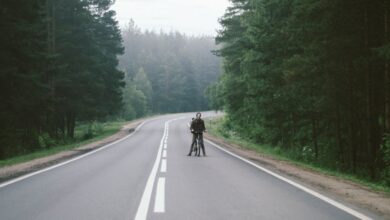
[119,20,221,119]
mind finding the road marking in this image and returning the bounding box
[135,121,169,220]
[134,116,185,220]
[162,150,167,158]
[205,139,372,220]
[154,177,166,213]
[0,120,150,189]
[160,159,167,173]
[135,120,173,220]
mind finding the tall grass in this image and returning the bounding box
[0,120,127,168]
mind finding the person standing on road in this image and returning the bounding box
[187,112,206,156]
[189,118,196,152]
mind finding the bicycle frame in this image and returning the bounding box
[193,132,203,156]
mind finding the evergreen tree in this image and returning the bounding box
[0,0,124,158]
[212,0,390,182]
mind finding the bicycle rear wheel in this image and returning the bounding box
[195,140,199,156]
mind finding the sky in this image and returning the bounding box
[111,0,231,36]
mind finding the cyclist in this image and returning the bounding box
[187,112,206,156]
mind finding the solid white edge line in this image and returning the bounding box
[205,139,372,220]
[0,120,149,189]
[134,121,169,220]
[160,159,167,173]
[154,177,166,213]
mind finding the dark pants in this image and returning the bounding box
[188,133,206,156]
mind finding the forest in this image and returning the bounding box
[0,0,221,160]
[0,0,124,159]
[208,0,390,184]
[119,21,221,119]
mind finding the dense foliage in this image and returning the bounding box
[210,0,390,182]
[119,21,221,119]
[0,0,124,159]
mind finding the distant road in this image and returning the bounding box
[0,113,377,220]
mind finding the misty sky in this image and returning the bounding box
[111,0,230,36]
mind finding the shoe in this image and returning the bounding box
[187,154,191,156]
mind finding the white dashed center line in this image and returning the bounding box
[160,159,167,173]
[134,121,169,220]
[154,177,166,213]
[134,117,185,219]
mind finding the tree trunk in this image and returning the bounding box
[66,112,76,139]
[60,115,65,138]
[346,59,357,173]
[349,122,357,173]
[385,0,390,132]
[70,114,75,138]
[46,0,50,53]
[336,104,344,166]
[312,118,318,160]
[363,5,377,179]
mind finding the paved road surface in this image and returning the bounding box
[0,113,379,220]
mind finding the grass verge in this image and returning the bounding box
[205,116,390,195]
[0,120,128,168]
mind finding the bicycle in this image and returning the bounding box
[193,132,202,156]
[193,132,207,156]
[188,131,206,156]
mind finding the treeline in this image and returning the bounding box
[119,21,221,119]
[210,0,390,182]
[0,0,124,159]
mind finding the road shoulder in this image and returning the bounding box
[205,133,390,220]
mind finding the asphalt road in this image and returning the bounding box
[0,113,378,220]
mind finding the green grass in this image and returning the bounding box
[206,116,390,194]
[0,120,128,168]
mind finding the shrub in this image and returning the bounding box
[381,134,390,186]
[38,133,56,148]
[82,121,104,140]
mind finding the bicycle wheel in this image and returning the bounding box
[195,139,199,156]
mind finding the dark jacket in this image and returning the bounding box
[190,118,206,133]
